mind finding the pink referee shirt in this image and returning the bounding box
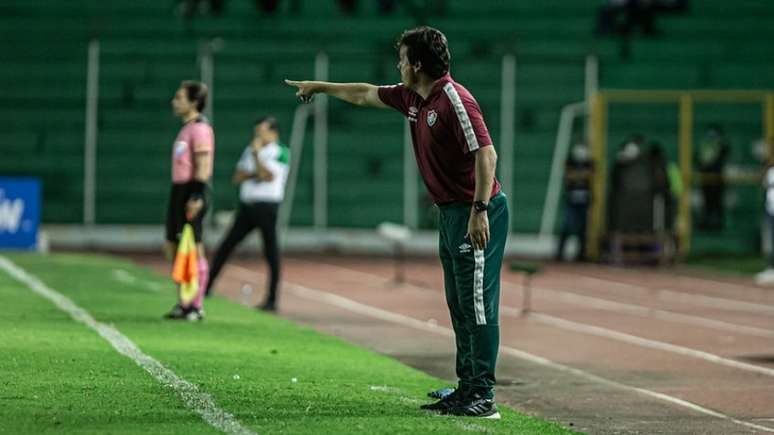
[171,117,215,184]
[378,73,501,204]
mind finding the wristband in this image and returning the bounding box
[189,180,206,199]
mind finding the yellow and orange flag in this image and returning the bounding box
[171,224,199,306]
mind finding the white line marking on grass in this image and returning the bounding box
[456,422,490,432]
[111,268,166,292]
[259,272,774,433]
[369,385,403,393]
[368,386,422,405]
[0,257,255,435]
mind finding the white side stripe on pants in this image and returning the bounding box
[473,248,486,325]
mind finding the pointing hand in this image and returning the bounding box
[285,79,316,103]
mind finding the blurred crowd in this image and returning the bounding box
[557,125,774,267]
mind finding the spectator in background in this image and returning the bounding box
[756,151,774,285]
[178,0,225,17]
[254,0,303,15]
[608,135,652,262]
[595,0,658,37]
[697,124,730,230]
[649,142,681,259]
[648,142,672,231]
[653,0,689,13]
[338,0,357,15]
[556,142,593,262]
[377,0,398,15]
[205,117,289,312]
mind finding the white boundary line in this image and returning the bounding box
[589,265,768,294]
[286,261,774,378]
[111,268,167,292]
[565,273,774,315]
[0,257,255,435]
[499,281,774,339]
[290,258,774,339]
[502,308,774,378]
[263,274,774,434]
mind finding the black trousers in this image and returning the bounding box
[206,201,280,304]
[557,201,589,261]
[166,183,207,243]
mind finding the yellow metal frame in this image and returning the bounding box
[588,89,774,260]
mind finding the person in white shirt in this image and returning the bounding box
[205,116,290,310]
[756,155,774,285]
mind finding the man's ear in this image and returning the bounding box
[412,61,422,74]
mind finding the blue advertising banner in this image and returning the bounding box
[0,178,41,250]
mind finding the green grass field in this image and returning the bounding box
[0,252,576,434]
[686,254,766,276]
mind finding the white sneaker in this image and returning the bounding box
[755,268,774,285]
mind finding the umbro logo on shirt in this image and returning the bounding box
[458,243,472,253]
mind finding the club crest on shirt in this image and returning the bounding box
[427,110,437,127]
[174,141,188,157]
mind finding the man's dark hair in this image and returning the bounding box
[397,26,450,79]
[256,115,280,134]
[180,80,208,112]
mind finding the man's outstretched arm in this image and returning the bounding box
[285,79,388,108]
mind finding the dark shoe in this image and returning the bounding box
[444,393,500,419]
[420,388,467,412]
[257,301,277,312]
[164,304,187,320]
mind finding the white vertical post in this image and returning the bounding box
[199,42,216,123]
[278,104,312,234]
[540,101,587,237]
[313,52,329,230]
[83,39,100,226]
[403,120,418,229]
[584,54,599,142]
[499,54,516,232]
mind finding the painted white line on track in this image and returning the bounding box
[567,274,774,315]
[499,281,774,339]
[283,261,774,377]
[301,261,774,377]
[586,265,767,294]
[252,269,774,434]
[291,259,774,339]
[501,307,774,378]
[0,257,255,435]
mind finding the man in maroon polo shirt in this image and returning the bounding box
[286,26,508,419]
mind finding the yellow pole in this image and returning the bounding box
[587,92,607,260]
[678,94,693,258]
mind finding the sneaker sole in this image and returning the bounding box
[436,410,501,419]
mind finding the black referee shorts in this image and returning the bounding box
[165,182,208,244]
